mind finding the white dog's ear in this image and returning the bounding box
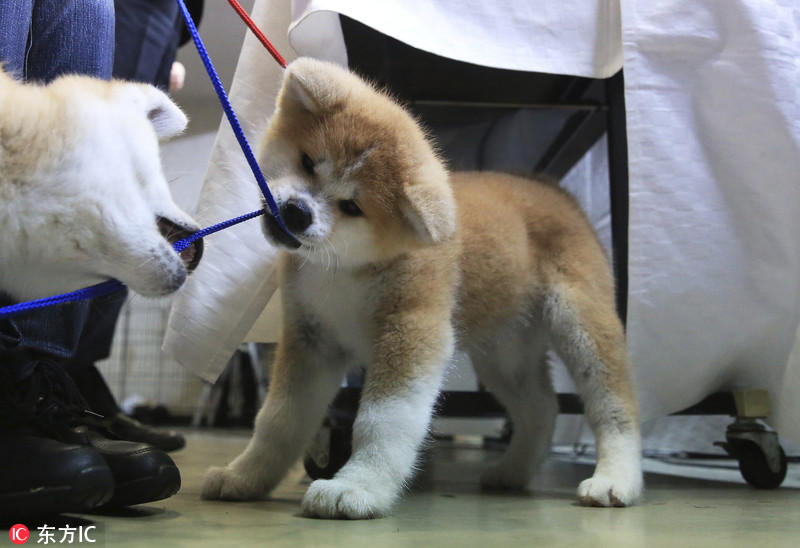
[401,177,457,245]
[138,85,188,139]
[118,83,187,139]
[281,58,351,115]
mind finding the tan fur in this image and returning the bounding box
[203,58,642,518]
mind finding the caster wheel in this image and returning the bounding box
[303,424,352,480]
[736,441,787,489]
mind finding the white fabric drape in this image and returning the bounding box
[620,1,800,438]
[162,0,294,382]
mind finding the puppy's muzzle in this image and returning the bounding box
[263,199,309,249]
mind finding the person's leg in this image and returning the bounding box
[65,291,128,417]
[26,0,114,83]
[113,0,180,90]
[64,291,188,452]
[0,0,34,79]
[1,299,91,378]
[1,295,110,519]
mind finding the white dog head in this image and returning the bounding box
[0,72,203,301]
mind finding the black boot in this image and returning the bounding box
[60,423,181,507]
[0,426,115,519]
[1,372,114,519]
[104,412,186,453]
[4,362,180,509]
[68,363,186,453]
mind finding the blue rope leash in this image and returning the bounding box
[172,209,265,253]
[1,1,291,319]
[0,209,265,319]
[175,0,291,235]
[0,281,127,319]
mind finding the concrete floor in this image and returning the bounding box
[14,429,799,547]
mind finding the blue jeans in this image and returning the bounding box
[0,0,114,82]
[0,0,114,378]
[113,0,181,90]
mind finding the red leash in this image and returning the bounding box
[225,0,288,68]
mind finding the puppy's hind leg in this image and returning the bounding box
[202,332,348,502]
[545,284,642,507]
[470,322,557,490]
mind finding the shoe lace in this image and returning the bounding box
[0,360,104,435]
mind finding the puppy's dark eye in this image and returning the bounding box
[338,200,363,217]
[300,152,315,175]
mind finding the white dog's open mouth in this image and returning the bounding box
[157,217,204,271]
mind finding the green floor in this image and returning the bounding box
[15,429,800,548]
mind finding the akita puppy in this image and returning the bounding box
[0,70,202,302]
[202,58,642,518]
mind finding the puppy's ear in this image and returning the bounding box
[138,84,188,139]
[401,176,457,245]
[117,83,188,139]
[281,58,350,115]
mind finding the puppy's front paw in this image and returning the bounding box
[201,466,267,501]
[577,472,642,507]
[480,462,531,491]
[301,478,394,519]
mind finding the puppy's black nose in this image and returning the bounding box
[281,199,313,233]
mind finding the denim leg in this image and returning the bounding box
[113,0,181,90]
[27,0,114,82]
[65,290,129,416]
[0,0,34,78]
[0,300,90,381]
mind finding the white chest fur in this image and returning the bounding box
[291,263,377,365]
